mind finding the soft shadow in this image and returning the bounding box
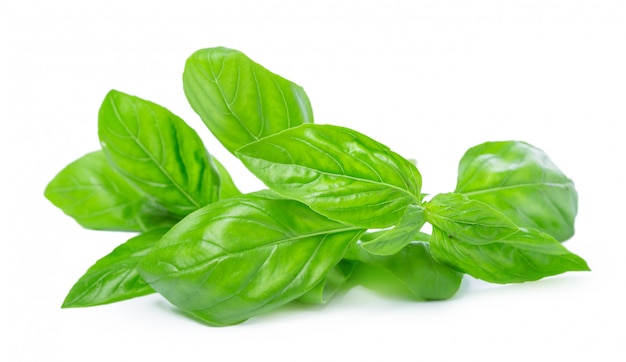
[458,273,591,299]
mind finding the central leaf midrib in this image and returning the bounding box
[154,226,362,279]
[279,162,420,202]
[203,56,259,143]
[107,97,201,209]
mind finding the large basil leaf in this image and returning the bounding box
[347,242,463,300]
[183,47,314,154]
[98,90,221,218]
[425,193,519,245]
[236,124,422,229]
[62,228,168,308]
[359,204,426,255]
[429,227,589,284]
[44,151,177,231]
[455,141,577,241]
[138,191,364,326]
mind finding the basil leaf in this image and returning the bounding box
[347,242,463,300]
[297,260,357,304]
[425,193,519,245]
[455,141,577,241]
[359,205,426,255]
[44,151,177,231]
[138,191,364,326]
[426,192,588,283]
[430,226,589,284]
[236,124,422,229]
[98,90,221,218]
[183,47,314,154]
[62,228,168,308]
[213,157,241,199]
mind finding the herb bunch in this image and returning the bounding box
[45,47,589,326]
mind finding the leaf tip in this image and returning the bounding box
[60,296,77,309]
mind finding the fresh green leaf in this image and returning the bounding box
[426,193,588,283]
[213,157,241,198]
[62,228,168,308]
[98,90,221,218]
[346,242,463,300]
[360,204,426,255]
[236,124,422,229]
[430,226,589,284]
[44,151,177,231]
[455,141,577,241]
[297,259,357,304]
[138,191,365,326]
[425,193,519,245]
[183,47,314,154]
[47,47,589,326]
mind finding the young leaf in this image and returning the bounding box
[346,242,463,300]
[44,151,177,231]
[425,193,519,245]
[297,260,357,304]
[455,141,577,241]
[429,226,589,284]
[236,124,422,229]
[183,47,314,154]
[62,228,169,308]
[98,90,221,218]
[359,204,426,255]
[138,191,365,326]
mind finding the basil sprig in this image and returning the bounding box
[45,46,589,326]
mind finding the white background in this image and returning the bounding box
[2,0,625,361]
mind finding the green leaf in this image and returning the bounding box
[426,193,588,283]
[429,226,589,284]
[98,90,221,218]
[455,141,577,241]
[297,259,357,304]
[183,47,314,154]
[138,191,364,326]
[359,204,426,255]
[346,242,463,300]
[236,124,422,229]
[213,157,241,199]
[44,151,178,231]
[425,193,519,245]
[62,228,168,308]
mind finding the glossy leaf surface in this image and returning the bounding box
[62,228,168,308]
[347,242,463,300]
[98,90,221,218]
[183,47,313,154]
[360,205,426,255]
[430,227,589,284]
[425,193,518,245]
[237,124,422,228]
[138,191,364,326]
[44,151,177,231]
[455,141,577,241]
